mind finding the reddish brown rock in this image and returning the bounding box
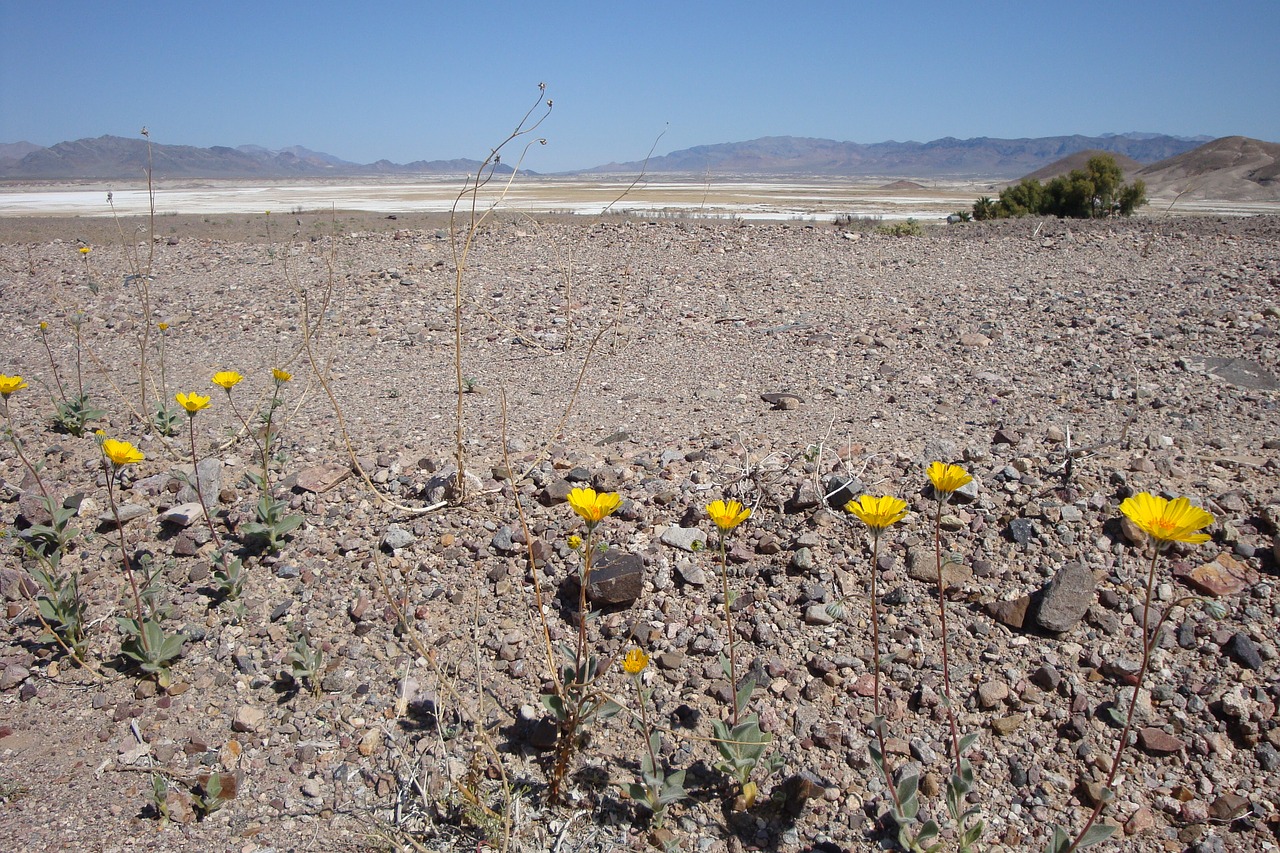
[1174,552,1258,597]
[1137,727,1185,755]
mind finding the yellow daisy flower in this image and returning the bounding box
[272,368,292,383]
[175,391,211,413]
[212,370,243,390]
[844,494,909,531]
[1120,492,1214,545]
[927,461,972,496]
[567,487,621,525]
[706,498,751,533]
[0,374,28,398]
[102,438,144,467]
[622,648,649,675]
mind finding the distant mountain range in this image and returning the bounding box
[579,133,1215,178]
[1,131,1226,182]
[0,135,514,180]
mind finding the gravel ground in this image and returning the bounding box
[0,213,1278,852]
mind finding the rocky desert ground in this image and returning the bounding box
[0,210,1277,853]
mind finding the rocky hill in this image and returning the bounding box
[1137,136,1280,201]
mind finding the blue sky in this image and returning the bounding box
[2,1,1276,172]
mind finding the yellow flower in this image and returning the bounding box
[927,461,973,496]
[622,648,649,675]
[1120,492,1214,545]
[844,494,909,531]
[0,374,28,398]
[102,438,144,467]
[39,321,48,331]
[79,246,91,255]
[157,322,169,332]
[175,391,211,413]
[272,368,292,383]
[212,370,243,390]
[567,534,583,550]
[706,498,751,533]
[567,487,621,525]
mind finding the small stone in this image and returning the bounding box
[976,681,1009,709]
[1224,633,1264,669]
[294,463,350,494]
[993,427,1021,445]
[991,714,1025,736]
[1125,806,1156,836]
[381,525,415,551]
[804,604,835,626]
[0,664,30,691]
[960,332,991,347]
[986,595,1032,629]
[657,651,684,670]
[233,705,266,733]
[1008,518,1035,546]
[659,526,707,552]
[1136,727,1184,755]
[159,502,204,527]
[1174,552,1258,597]
[675,560,707,586]
[101,503,149,526]
[1208,793,1249,822]
[1034,562,1096,632]
[301,778,322,798]
[586,550,644,605]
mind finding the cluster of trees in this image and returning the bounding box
[972,154,1147,220]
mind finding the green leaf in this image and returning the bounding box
[734,678,755,717]
[1076,823,1117,848]
[1042,825,1070,853]
[958,730,980,755]
[540,693,566,720]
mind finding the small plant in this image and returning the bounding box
[876,218,924,237]
[30,550,88,660]
[241,486,304,553]
[213,369,303,553]
[151,402,182,437]
[543,486,625,802]
[285,632,325,696]
[100,434,186,686]
[1046,493,1218,853]
[52,392,107,436]
[192,772,236,820]
[622,648,686,829]
[705,499,782,807]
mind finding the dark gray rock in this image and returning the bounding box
[586,550,644,605]
[1033,562,1096,632]
[1224,632,1264,669]
[1008,518,1035,547]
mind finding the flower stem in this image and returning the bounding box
[1065,547,1161,853]
[105,467,150,656]
[933,497,961,771]
[719,533,740,727]
[868,528,904,813]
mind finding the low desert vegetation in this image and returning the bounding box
[1,97,1270,853]
[972,154,1148,221]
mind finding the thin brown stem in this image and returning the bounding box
[933,497,961,771]
[105,467,150,656]
[867,528,905,814]
[2,404,51,502]
[1065,547,1161,853]
[719,533,740,727]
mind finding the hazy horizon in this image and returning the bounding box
[2,1,1277,173]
